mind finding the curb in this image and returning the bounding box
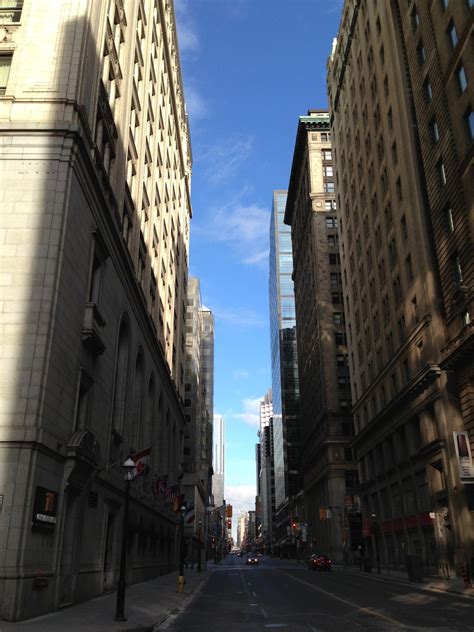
[152,571,210,630]
[333,565,474,599]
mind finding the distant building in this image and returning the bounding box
[213,414,225,508]
[258,389,275,544]
[0,0,191,621]
[285,111,355,562]
[327,0,473,575]
[183,278,214,564]
[269,190,302,542]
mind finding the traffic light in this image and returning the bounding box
[227,519,232,529]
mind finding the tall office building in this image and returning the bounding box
[258,389,275,544]
[269,190,302,535]
[285,112,355,562]
[212,414,225,508]
[327,0,473,576]
[183,278,214,536]
[0,0,191,620]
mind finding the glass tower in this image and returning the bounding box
[269,190,301,510]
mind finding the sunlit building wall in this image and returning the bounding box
[269,190,302,522]
[213,414,225,508]
[0,0,192,621]
[259,389,275,543]
[327,0,473,576]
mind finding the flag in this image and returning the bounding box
[172,492,185,513]
[185,502,195,524]
[131,447,152,477]
[152,475,167,497]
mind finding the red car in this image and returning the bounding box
[308,553,332,571]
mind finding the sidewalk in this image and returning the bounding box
[0,567,210,632]
[333,563,474,599]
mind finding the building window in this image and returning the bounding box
[417,40,426,65]
[437,160,447,186]
[456,64,468,93]
[326,217,337,228]
[462,311,471,326]
[396,177,402,200]
[453,255,464,284]
[465,106,474,141]
[423,77,433,103]
[321,132,331,142]
[446,207,455,234]
[387,107,393,130]
[447,20,458,49]
[324,181,335,193]
[323,165,333,177]
[322,149,332,161]
[401,214,408,240]
[0,54,12,95]
[405,254,414,283]
[329,253,340,265]
[334,312,343,326]
[429,118,440,143]
[440,0,449,9]
[411,7,420,31]
[0,1,23,23]
[393,275,402,303]
[325,200,337,210]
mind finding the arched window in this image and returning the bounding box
[130,349,144,451]
[143,373,155,450]
[111,317,130,438]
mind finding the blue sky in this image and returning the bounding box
[175,0,343,529]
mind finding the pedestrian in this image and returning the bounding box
[358,544,364,570]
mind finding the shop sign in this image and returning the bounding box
[31,486,58,532]
[453,431,474,482]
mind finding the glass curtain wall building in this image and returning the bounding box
[269,191,302,512]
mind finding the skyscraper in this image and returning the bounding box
[213,414,225,508]
[327,0,473,576]
[0,0,191,620]
[269,190,302,540]
[285,112,354,562]
[258,389,275,544]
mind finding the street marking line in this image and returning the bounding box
[252,591,257,597]
[261,607,268,619]
[276,569,408,629]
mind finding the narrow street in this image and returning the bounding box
[158,556,474,632]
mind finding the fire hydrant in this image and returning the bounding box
[177,575,185,593]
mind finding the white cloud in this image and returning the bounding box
[195,199,270,268]
[233,369,249,380]
[206,202,269,245]
[174,0,200,55]
[225,484,256,517]
[199,136,254,185]
[241,249,269,267]
[232,396,263,428]
[213,306,265,329]
[185,84,208,120]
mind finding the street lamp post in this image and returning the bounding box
[197,518,202,572]
[114,457,136,621]
[372,513,381,574]
[177,504,186,592]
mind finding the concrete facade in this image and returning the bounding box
[0,0,192,621]
[285,111,355,563]
[327,0,473,577]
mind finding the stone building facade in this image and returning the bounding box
[327,0,473,577]
[285,111,355,563]
[0,0,192,620]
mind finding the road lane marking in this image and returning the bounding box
[261,607,268,619]
[252,591,257,597]
[277,569,408,629]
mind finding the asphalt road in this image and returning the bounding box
[157,555,474,631]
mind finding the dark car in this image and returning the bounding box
[308,553,332,571]
[246,555,259,565]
